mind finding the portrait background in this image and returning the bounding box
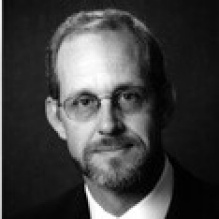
[4,0,219,217]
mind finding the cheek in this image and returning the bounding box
[125,113,154,144]
[63,120,97,162]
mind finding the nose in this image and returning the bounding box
[98,100,125,136]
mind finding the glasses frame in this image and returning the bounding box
[57,86,150,121]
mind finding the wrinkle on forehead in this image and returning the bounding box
[57,29,140,71]
[56,30,144,100]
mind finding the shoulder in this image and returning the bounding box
[9,184,90,219]
[168,157,219,218]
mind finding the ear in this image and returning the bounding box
[159,84,176,129]
[45,97,67,140]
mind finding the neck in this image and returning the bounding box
[84,153,165,217]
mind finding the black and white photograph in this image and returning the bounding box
[3,0,219,218]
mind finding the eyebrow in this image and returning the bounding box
[65,83,145,99]
[114,84,145,92]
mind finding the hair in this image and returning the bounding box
[46,9,175,123]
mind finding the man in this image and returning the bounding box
[15,9,218,219]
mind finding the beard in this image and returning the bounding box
[79,133,164,193]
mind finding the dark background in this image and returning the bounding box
[3,0,219,217]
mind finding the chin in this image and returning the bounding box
[83,145,154,192]
[82,132,164,193]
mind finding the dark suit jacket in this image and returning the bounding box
[10,161,219,219]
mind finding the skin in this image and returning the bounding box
[46,29,164,216]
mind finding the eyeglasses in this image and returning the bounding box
[58,87,150,121]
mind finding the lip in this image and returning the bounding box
[93,144,133,153]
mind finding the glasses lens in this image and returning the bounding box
[64,94,98,120]
[62,87,147,120]
[117,88,145,113]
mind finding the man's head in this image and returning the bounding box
[45,9,175,192]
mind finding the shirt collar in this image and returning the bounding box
[85,157,173,219]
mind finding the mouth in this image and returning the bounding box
[93,143,133,153]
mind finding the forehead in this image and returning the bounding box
[56,30,145,99]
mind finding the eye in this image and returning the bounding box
[74,95,96,107]
[121,90,141,102]
[118,89,144,112]
[64,94,99,120]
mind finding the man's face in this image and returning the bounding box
[52,30,162,190]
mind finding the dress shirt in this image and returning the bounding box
[85,157,173,219]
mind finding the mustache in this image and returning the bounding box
[86,136,141,152]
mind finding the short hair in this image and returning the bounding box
[46,9,175,123]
